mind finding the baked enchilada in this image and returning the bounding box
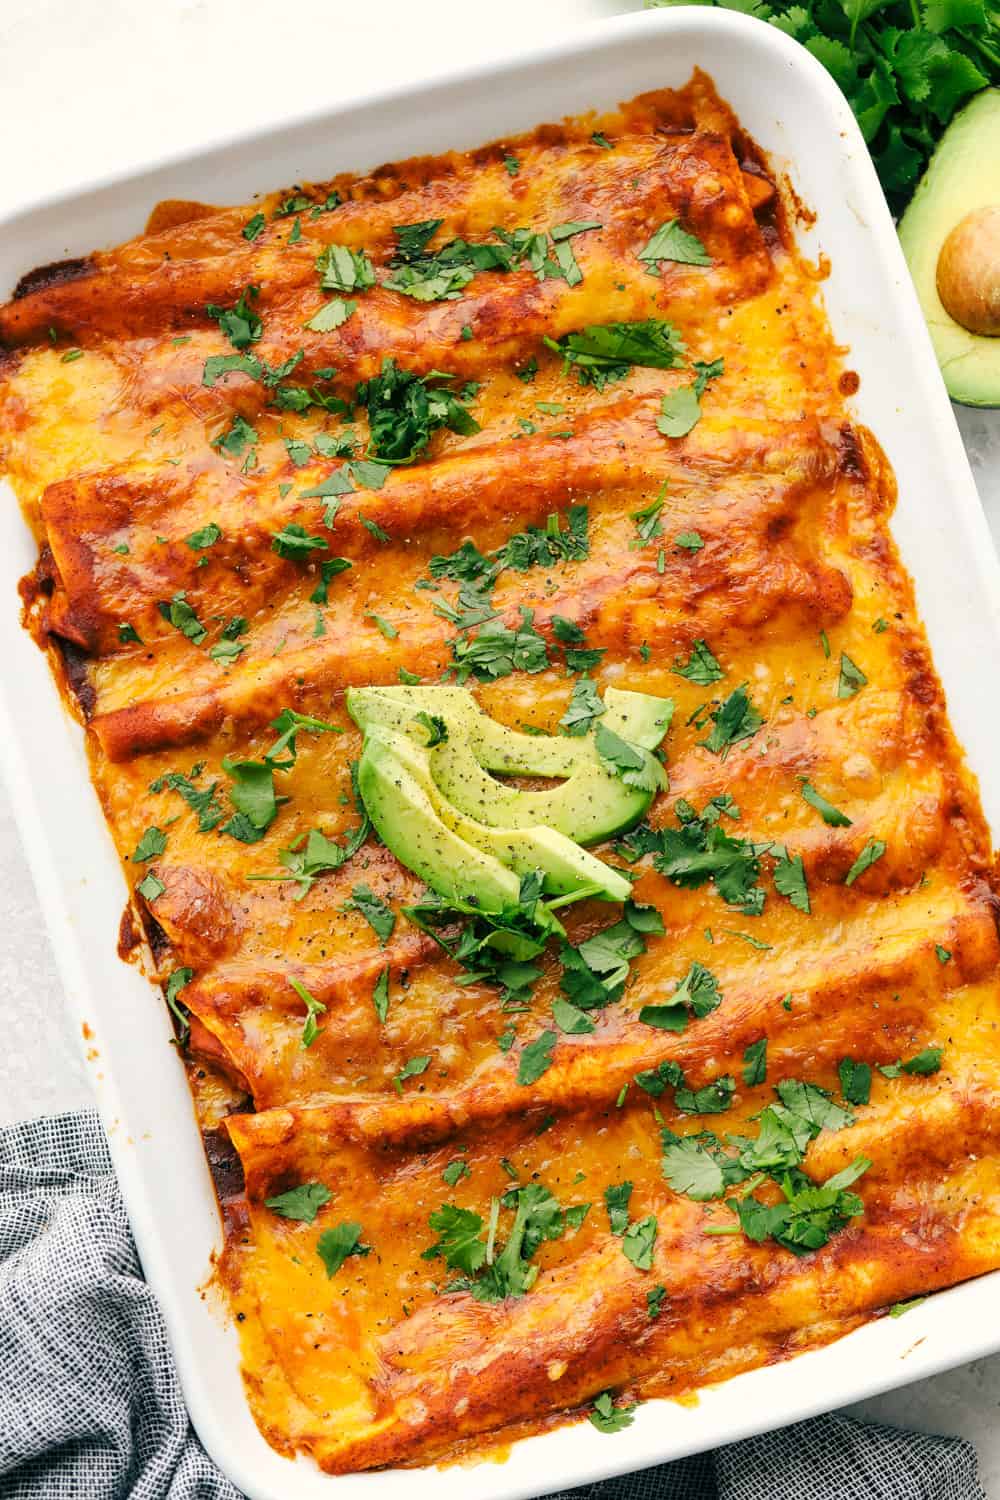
[2,70,999,1473]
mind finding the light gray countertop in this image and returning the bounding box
[2,0,1000,1490]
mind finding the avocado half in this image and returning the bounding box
[899,88,1000,408]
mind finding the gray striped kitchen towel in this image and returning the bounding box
[0,1110,986,1500]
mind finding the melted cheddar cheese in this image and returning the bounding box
[3,72,1000,1474]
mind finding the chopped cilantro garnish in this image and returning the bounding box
[158,591,206,645]
[622,1214,658,1270]
[271,523,329,560]
[265,1182,332,1222]
[163,967,193,1044]
[394,1054,431,1093]
[589,1392,638,1433]
[517,1029,557,1086]
[879,1047,943,1078]
[185,522,222,550]
[699,684,764,757]
[132,827,167,863]
[673,638,723,685]
[658,359,724,438]
[638,960,723,1033]
[345,883,395,944]
[305,297,357,332]
[315,243,376,293]
[136,870,165,902]
[544,319,686,390]
[316,1221,370,1277]
[355,358,479,464]
[844,838,886,886]
[559,677,605,737]
[742,1038,768,1086]
[372,965,390,1023]
[837,653,868,698]
[291,976,326,1048]
[206,286,261,349]
[838,1057,872,1105]
[800,779,852,827]
[674,530,704,552]
[639,219,712,268]
[604,1181,633,1235]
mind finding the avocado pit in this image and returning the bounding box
[936,204,1000,336]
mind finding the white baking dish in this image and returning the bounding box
[2,8,999,1497]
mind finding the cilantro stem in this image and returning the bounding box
[958,27,1000,68]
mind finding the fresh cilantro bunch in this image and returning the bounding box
[647,0,999,209]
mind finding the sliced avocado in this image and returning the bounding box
[601,687,674,750]
[899,89,1000,408]
[347,684,669,844]
[358,726,521,910]
[359,724,631,907]
[439,809,632,903]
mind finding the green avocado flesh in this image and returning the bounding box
[899,88,1000,409]
[348,685,671,910]
[347,685,670,842]
[358,729,521,909]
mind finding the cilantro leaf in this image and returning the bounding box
[305,297,357,332]
[517,1029,557,1085]
[838,1057,872,1105]
[589,1392,638,1433]
[674,530,704,552]
[158,591,206,645]
[372,965,390,1023]
[265,1182,332,1222]
[560,677,605,737]
[773,848,810,914]
[743,1038,768,1086]
[594,723,661,792]
[661,1134,727,1201]
[271,523,328,560]
[132,826,167,863]
[291,976,326,1048]
[163,966,193,1044]
[315,244,376,293]
[393,1054,431,1092]
[346,883,395,944]
[844,838,886,885]
[699,685,764,756]
[638,960,723,1032]
[673,638,723,685]
[544,319,686,389]
[356,358,479,464]
[800,779,852,827]
[638,219,712,267]
[185,522,223,550]
[206,286,261,349]
[837,652,868,698]
[674,1074,736,1115]
[423,1204,486,1274]
[316,1221,370,1277]
[622,1214,657,1270]
[604,1181,633,1234]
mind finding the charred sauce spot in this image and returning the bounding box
[839,370,861,396]
[139,904,172,963]
[13,256,95,302]
[837,425,868,483]
[117,904,144,962]
[202,1125,247,1219]
[53,635,96,718]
